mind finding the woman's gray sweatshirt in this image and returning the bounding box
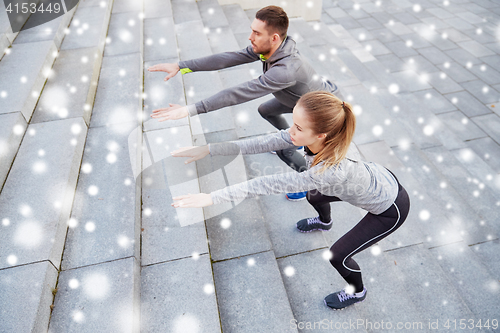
[208,130,399,215]
[178,37,338,116]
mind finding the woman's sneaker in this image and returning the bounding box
[324,287,367,310]
[296,216,332,232]
[286,191,307,201]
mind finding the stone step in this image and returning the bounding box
[0,118,87,331]
[288,17,329,47]
[144,16,177,62]
[0,40,58,120]
[393,144,498,246]
[221,4,251,36]
[307,43,361,88]
[176,19,212,61]
[89,52,143,128]
[356,140,443,250]
[277,249,369,333]
[205,24,241,55]
[31,46,102,125]
[0,261,58,333]
[452,146,500,200]
[342,84,414,148]
[470,240,500,280]
[213,251,298,332]
[103,8,144,57]
[0,117,87,269]
[197,0,229,29]
[0,112,27,190]
[171,0,201,24]
[465,137,500,175]
[141,254,221,332]
[374,90,467,151]
[0,1,20,59]
[472,113,500,147]
[60,0,113,53]
[422,146,500,237]
[354,249,432,331]
[429,242,500,322]
[174,19,234,135]
[384,244,477,325]
[436,110,488,143]
[48,257,140,332]
[60,121,141,271]
[143,57,189,132]
[193,130,273,262]
[319,23,471,154]
[327,26,381,86]
[144,0,172,19]
[141,124,207,262]
[12,7,75,48]
[111,0,142,14]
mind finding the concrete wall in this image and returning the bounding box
[217,0,322,21]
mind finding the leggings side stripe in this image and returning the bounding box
[342,203,401,273]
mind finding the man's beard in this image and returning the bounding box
[253,43,272,55]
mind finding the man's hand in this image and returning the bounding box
[171,193,213,208]
[171,146,210,164]
[147,63,180,81]
[151,104,188,121]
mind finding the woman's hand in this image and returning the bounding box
[171,146,209,164]
[172,193,213,208]
[151,104,188,121]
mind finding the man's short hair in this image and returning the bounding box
[255,6,289,40]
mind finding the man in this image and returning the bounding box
[148,5,339,201]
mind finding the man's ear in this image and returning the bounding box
[272,33,281,43]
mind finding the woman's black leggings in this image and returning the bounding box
[307,177,410,293]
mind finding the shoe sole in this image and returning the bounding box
[323,297,366,310]
[297,226,332,233]
[286,196,307,202]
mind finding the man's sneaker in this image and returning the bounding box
[286,191,307,201]
[270,146,303,155]
[296,216,332,232]
[324,287,367,310]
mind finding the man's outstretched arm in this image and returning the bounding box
[147,46,259,81]
[151,66,296,121]
[190,66,296,116]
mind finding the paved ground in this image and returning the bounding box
[0,0,499,332]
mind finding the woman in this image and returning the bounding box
[170,91,410,310]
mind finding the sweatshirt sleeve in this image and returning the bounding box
[210,165,329,204]
[192,64,297,115]
[208,130,296,155]
[178,46,259,72]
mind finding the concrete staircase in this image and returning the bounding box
[0,0,499,332]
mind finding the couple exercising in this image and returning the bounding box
[149,6,410,311]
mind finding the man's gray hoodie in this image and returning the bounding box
[178,36,338,116]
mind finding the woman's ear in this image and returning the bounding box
[318,133,327,140]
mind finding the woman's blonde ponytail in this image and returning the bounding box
[297,92,356,172]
